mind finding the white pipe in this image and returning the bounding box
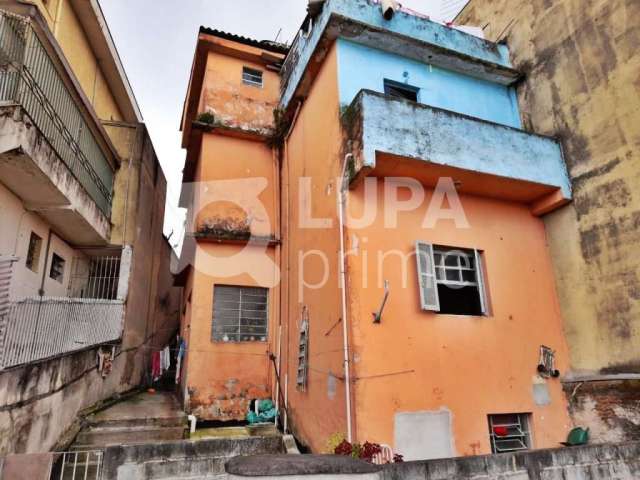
[275,324,282,426]
[338,153,353,442]
[187,414,197,434]
[284,373,289,434]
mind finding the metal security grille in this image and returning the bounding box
[68,255,121,300]
[488,413,531,453]
[0,298,124,369]
[212,285,268,342]
[0,10,114,216]
[296,307,309,390]
[53,450,103,480]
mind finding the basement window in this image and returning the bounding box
[49,253,65,283]
[212,285,268,342]
[415,242,488,316]
[242,67,263,87]
[384,79,419,102]
[488,413,532,453]
[25,232,42,272]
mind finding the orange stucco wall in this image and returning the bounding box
[344,178,572,456]
[281,43,348,452]
[199,47,281,133]
[183,243,278,420]
[181,39,281,421]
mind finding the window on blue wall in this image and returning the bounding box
[384,79,419,102]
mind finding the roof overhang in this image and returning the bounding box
[71,0,142,123]
[280,0,521,113]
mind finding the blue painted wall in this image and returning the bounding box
[337,39,522,129]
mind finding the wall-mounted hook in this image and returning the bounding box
[372,280,390,324]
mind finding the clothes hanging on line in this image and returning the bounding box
[151,351,161,382]
[175,338,186,384]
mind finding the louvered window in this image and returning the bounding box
[297,308,309,391]
[416,242,488,316]
[212,285,268,342]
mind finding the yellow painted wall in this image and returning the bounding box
[34,0,123,122]
[458,0,640,375]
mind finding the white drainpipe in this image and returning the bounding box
[338,153,354,442]
[187,414,197,434]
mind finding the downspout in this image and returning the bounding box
[338,153,353,442]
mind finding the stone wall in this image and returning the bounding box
[383,442,640,479]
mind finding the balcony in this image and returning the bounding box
[346,90,571,214]
[0,247,131,370]
[0,9,118,245]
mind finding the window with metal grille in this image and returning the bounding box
[25,232,42,272]
[488,413,532,453]
[416,242,488,316]
[49,253,65,283]
[297,307,309,391]
[242,67,263,87]
[384,79,419,102]
[212,285,268,342]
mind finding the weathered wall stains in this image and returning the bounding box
[563,380,640,443]
[458,0,640,375]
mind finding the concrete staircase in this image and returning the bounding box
[67,390,287,479]
[72,391,186,450]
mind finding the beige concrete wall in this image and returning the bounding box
[0,182,83,300]
[457,0,640,375]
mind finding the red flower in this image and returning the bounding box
[334,440,353,456]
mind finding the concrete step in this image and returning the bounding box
[75,425,185,447]
[142,456,227,479]
[85,412,187,429]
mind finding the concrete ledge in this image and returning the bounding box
[226,454,381,477]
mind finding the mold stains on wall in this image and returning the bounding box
[188,378,269,421]
[458,0,640,375]
[564,380,640,443]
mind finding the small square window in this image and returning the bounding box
[488,413,532,453]
[242,67,263,87]
[384,79,419,102]
[49,253,65,283]
[25,232,42,272]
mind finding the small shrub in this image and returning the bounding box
[196,111,215,125]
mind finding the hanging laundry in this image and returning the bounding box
[176,338,186,384]
[162,345,171,372]
[151,351,161,382]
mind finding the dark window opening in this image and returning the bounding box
[437,284,482,316]
[49,253,65,283]
[384,79,419,102]
[26,232,42,272]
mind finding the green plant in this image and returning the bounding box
[196,111,215,125]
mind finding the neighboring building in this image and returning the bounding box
[0,0,180,453]
[178,0,575,459]
[456,0,640,443]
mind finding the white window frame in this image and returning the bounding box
[488,413,532,453]
[242,66,263,88]
[416,242,487,315]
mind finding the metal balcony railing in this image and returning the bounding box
[0,249,131,370]
[0,10,114,217]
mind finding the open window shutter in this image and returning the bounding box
[474,249,487,315]
[415,241,440,311]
